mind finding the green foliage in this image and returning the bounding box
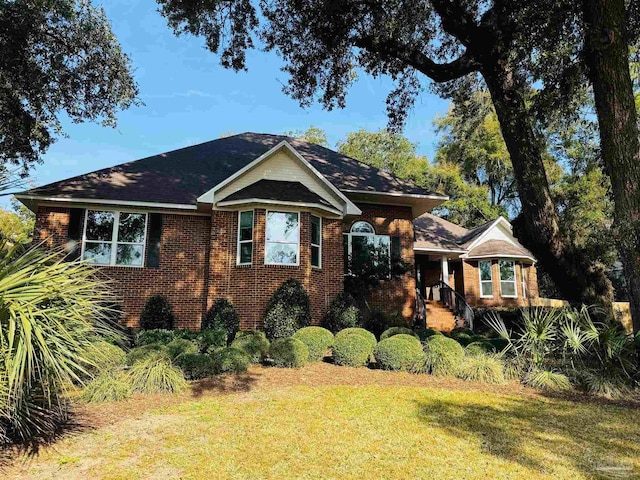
[465,341,496,357]
[373,335,424,371]
[455,355,506,384]
[195,328,227,354]
[575,369,630,399]
[140,295,175,330]
[128,356,188,393]
[174,354,216,380]
[419,336,465,375]
[137,329,175,346]
[88,341,127,374]
[202,298,240,342]
[264,279,312,340]
[523,369,572,392]
[380,327,418,341]
[230,331,270,363]
[126,344,169,366]
[269,338,310,368]
[211,347,250,374]
[450,327,475,337]
[361,308,391,339]
[292,326,334,362]
[417,327,443,341]
[321,292,360,333]
[0,0,139,169]
[165,338,199,360]
[0,244,122,443]
[335,328,377,350]
[0,207,33,245]
[80,371,132,403]
[452,333,475,347]
[284,126,329,146]
[332,332,375,367]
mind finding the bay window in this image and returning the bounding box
[237,210,254,265]
[82,210,147,267]
[479,260,493,297]
[499,260,517,297]
[265,211,300,265]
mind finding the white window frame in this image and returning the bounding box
[264,210,300,266]
[236,210,254,265]
[521,263,527,299]
[478,260,494,298]
[498,259,518,298]
[81,209,148,268]
[310,214,322,269]
[344,221,391,275]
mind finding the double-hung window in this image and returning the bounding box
[237,210,254,265]
[479,260,494,297]
[499,260,517,297]
[265,211,300,265]
[82,210,147,267]
[311,215,322,268]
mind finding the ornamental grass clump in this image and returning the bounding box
[269,338,309,368]
[292,326,334,362]
[417,335,465,375]
[332,331,375,367]
[455,354,506,384]
[80,371,132,403]
[128,355,188,393]
[230,331,270,363]
[88,340,127,373]
[373,334,424,371]
[380,326,418,341]
[126,343,170,366]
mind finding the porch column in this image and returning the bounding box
[441,255,450,286]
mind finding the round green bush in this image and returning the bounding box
[211,347,250,374]
[90,340,127,373]
[332,332,374,367]
[373,334,424,371]
[136,329,175,346]
[321,292,360,333]
[455,354,505,384]
[420,335,465,375]
[450,327,475,338]
[335,327,377,350]
[292,326,334,362]
[174,353,216,380]
[417,327,443,341]
[165,338,199,359]
[230,331,270,363]
[125,343,169,366]
[202,298,240,342]
[380,327,418,341]
[269,338,310,368]
[139,294,175,330]
[465,340,495,356]
[453,332,474,346]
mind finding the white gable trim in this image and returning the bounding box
[15,194,198,211]
[464,216,516,251]
[461,253,537,263]
[216,198,343,216]
[197,141,361,215]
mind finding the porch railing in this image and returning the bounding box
[414,288,427,327]
[431,281,475,329]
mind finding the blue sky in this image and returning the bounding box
[15,0,450,203]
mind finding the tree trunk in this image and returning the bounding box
[583,0,640,334]
[481,62,614,309]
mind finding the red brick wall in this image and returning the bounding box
[344,204,416,322]
[462,259,539,308]
[207,209,344,330]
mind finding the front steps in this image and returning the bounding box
[425,300,457,332]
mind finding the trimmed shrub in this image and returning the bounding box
[332,332,374,367]
[230,331,270,363]
[269,338,309,368]
[125,343,169,366]
[380,327,418,341]
[202,298,240,342]
[335,327,377,350]
[136,329,175,346]
[173,329,199,341]
[90,340,127,373]
[80,371,132,403]
[465,340,495,356]
[196,328,227,354]
[264,279,312,338]
[374,334,424,371]
[264,303,300,340]
[419,335,465,375]
[450,327,475,338]
[211,347,250,374]
[293,326,334,362]
[128,356,188,393]
[165,338,199,359]
[175,353,216,380]
[417,327,443,341]
[362,308,390,339]
[140,294,175,330]
[321,292,360,333]
[453,332,474,347]
[455,354,506,383]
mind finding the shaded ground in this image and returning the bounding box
[3,363,640,479]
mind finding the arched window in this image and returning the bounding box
[350,221,375,234]
[343,221,391,274]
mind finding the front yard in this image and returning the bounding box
[4,363,639,480]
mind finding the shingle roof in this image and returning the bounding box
[413,213,469,251]
[466,240,534,259]
[20,133,437,205]
[221,179,333,208]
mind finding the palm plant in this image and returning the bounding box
[0,242,121,442]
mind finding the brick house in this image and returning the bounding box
[17,133,538,331]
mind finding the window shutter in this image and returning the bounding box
[146,213,162,268]
[65,208,84,261]
[391,236,401,261]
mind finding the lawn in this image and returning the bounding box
[4,363,640,480]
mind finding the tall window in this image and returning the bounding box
[311,215,322,268]
[265,211,300,265]
[520,263,527,298]
[237,210,254,265]
[82,210,147,266]
[479,260,493,297]
[499,260,517,297]
[344,221,391,273]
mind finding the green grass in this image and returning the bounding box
[10,366,640,480]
